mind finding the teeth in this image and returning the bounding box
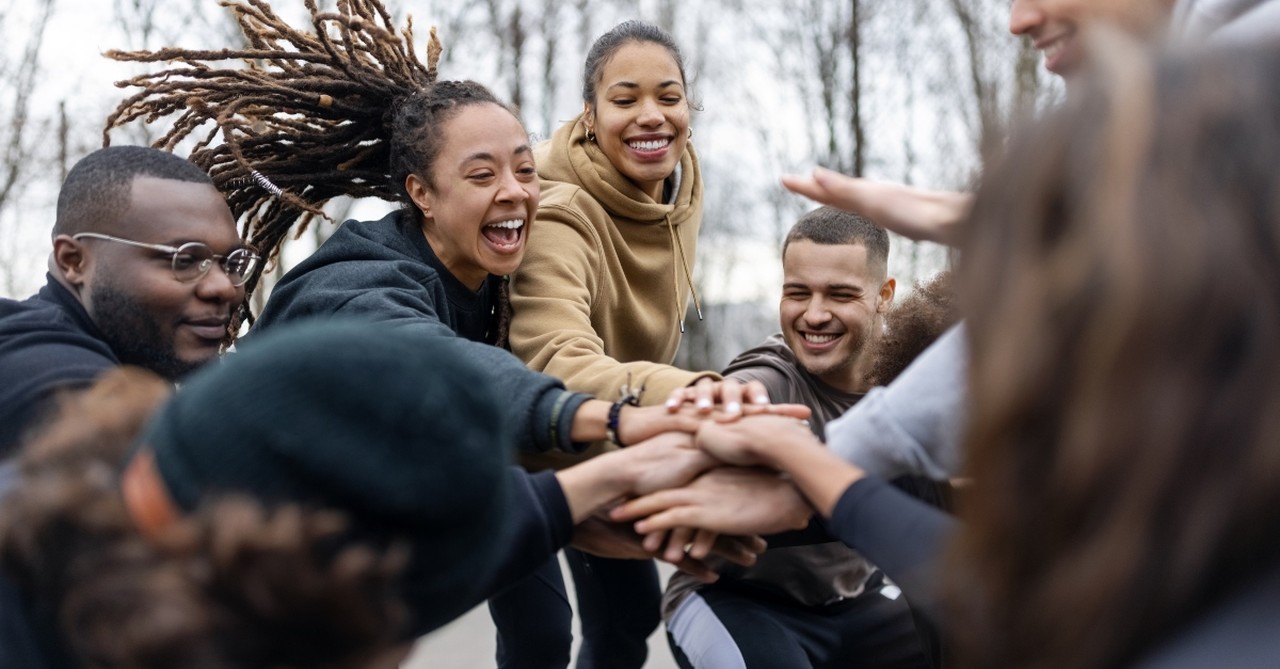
[628,138,670,152]
[487,219,524,229]
[803,333,839,344]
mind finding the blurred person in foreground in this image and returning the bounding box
[617,40,1280,668]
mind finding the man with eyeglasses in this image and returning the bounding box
[0,145,259,457]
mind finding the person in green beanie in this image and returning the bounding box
[0,319,805,669]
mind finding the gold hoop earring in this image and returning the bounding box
[586,129,597,143]
[687,127,694,139]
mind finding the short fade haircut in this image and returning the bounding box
[782,206,890,278]
[54,146,214,237]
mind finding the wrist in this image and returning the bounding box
[570,400,610,442]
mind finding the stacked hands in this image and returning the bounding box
[563,378,832,583]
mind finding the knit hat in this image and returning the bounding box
[136,319,514,636]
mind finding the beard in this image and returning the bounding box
[91,280,202,381]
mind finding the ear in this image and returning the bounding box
[52,235,91,287]
[405,173,433,220]
[876,277,897,313]
[581,103,595,134]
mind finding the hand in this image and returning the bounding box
[664,377,767,417]
[618,431,719,496]
[781,167,971,246]
[611,467,814,536]
[695,414,821,467]
[616,403,702,444]
[641,526,769,565]
[664,378,813,423]
[570,514,764,583]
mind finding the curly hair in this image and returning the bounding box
[0,368,407,669]
[864,271,957,388]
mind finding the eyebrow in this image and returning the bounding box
[606,80,684,92]
[782,281,866,293]
[461,145,533,164]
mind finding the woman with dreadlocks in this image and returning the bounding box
[103,3,796,667]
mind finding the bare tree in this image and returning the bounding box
[0,0,56,296]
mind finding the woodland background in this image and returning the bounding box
[0,0,1057,369]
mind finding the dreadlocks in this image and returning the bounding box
[103,0,445,322]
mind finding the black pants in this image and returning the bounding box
[487,550,661,669]
[667,574,933,669]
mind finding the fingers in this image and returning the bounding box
[670,554,720,584]
[743,380,771,406]
[692,377,716,414]
[688,528,718,561]
[642,528,668,554]
[663,526,695,563]
[631,507,701,535]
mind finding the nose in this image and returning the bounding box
[1009,0,1043,36]
[494,169,532,205]
[195,262,243,303]
[636,98,664,127]
[802,297,831,326]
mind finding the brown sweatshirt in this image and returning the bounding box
[510,116,717,466]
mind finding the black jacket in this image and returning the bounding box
[253,211,589,455]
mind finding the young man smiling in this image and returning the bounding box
[0,146,258,457]
[662,208,933,669]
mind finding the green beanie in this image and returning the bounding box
[137,319,513,636]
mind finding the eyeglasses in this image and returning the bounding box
[72,232,262,286]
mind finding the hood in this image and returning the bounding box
[535,115,702,227]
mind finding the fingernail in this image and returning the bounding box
[753,393,769,404]
[697,398,712,410]
[726,401,741,415]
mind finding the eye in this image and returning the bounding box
[468,171,496,182]
[611,97,635,107]
[661,95,683,105]
[224,250,255,278]
[517,165,537,178]
[172,252,201,271]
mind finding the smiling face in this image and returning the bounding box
[584,40,690,201]
[780,240,894,394]
[1009,0,1174,78]
[408,102,539,290]
[69,177,245,380]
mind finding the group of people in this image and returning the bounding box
[0,0,1278,668]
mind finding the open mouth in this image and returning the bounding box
[482,218,525,252]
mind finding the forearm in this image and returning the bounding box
[756,437,866,518]
[553,453,632,524]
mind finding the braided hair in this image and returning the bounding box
[104,0,516,338]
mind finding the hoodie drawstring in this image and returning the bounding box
[667,216,703,334]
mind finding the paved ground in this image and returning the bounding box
[404,557,680,668]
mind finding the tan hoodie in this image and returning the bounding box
[510,115,717,464]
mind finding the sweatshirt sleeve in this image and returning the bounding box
[256,261,591,455]
[825,324,969,479]
[509,196,716,405]
[476,469,575,597]
[827,476,956,625]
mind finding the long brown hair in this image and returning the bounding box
[0,369,407,669]
[951,39,1280,669]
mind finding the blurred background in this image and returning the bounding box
[0,0,1058,370]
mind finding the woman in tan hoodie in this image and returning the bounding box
[507,19,740,669]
